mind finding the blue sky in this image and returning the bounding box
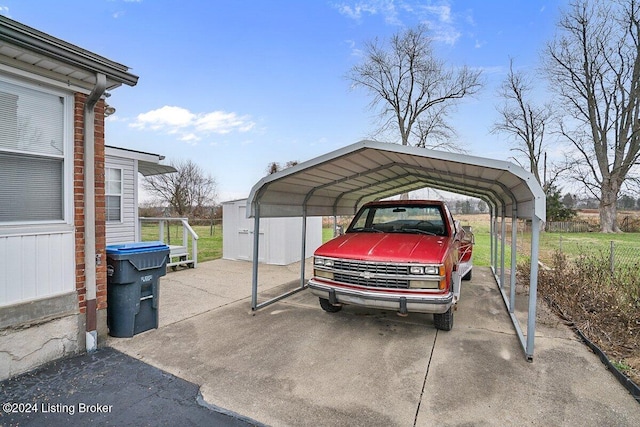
[1,1,566,202]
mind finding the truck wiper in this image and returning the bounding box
[350,227,384,233]
[399,228,437,236]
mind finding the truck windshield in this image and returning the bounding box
[348,205,448,236]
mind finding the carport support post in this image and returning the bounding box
[300,206,307,288]
[492,208,499,279]
[492,205,497,273]
[510,211,517,313]
[526,215,541,360]
[251,204,261,310]
[500,207,506,290]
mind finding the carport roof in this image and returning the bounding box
[248,140,545,220]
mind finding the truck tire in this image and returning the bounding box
[434,307,454,331]
[319,297,342,313]
[462,269,472,281]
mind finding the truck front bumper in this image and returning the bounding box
[308,279,454,314]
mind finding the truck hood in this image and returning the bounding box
[315,232,450,264]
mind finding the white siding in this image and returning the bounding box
[0,229,75,307]
[105,156,136,244]
[0,74,76,308]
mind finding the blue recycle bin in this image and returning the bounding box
[106,242,169,337]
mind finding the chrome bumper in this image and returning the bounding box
[308,278,454,314]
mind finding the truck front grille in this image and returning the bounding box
[332,259,410,275]
[333,273,410,289]
[325,259,414,289]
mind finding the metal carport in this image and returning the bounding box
[247,140,545,360]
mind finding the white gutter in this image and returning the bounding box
[0,16,139,88]
[84,73,106,352]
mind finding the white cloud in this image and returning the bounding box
[0,6,10,16]
[415,1,462,45]
[130,105,255,142]
[105,114,129,123]
[424,4,451,24]
[335,1,465,45]
[333,0,399,25]
[345,39,364,57]
[465,10,476,26]
[335,2,378,20]
[431,27,460,45]
[195,111,254,134]
[132,106,194,130]
[179,133,200,143]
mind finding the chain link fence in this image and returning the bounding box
[554,236,640,273]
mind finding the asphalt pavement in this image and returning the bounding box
[0,346,261,427]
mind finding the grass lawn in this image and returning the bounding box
[141,214,639,270]
[140,222,222,263]
[323,214,640,270]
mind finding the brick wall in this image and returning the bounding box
[94,101,107,311]
[73,94,107,314]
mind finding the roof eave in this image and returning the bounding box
[0,15,139,87]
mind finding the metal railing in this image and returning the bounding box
[138,217,199,269]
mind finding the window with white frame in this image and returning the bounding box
[106,167,123,222]
[0,78,70,223]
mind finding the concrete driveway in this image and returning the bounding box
[107,260,640,426]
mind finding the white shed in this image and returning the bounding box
[222,199,322,265]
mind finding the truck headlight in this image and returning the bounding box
[315,257,334,267]
[410,265,440,275]
[425,266,441,275]
[410,266,425,275]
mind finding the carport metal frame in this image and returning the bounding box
[246,140,545,361]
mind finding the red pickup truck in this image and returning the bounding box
[308,200,473,330]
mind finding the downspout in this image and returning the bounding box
[84,73,106,352]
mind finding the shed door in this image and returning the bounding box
[237,205,265,262]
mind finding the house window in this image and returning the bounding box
[0,78,70,223]
[106,168,123,222]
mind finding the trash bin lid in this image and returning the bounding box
[106,241,169,255]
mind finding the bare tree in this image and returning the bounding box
[143,159,217,217]
[348,24,483,150]
[492,58,556,190]
[266,161,279,175]
[544,0,640,232]
[266,160,299,175]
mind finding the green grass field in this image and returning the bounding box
[142,215,639,270]
[140,222,222,262]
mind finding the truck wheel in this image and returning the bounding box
[462,269,472,281]
[319,297,342,313]
[434,307,454,331]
